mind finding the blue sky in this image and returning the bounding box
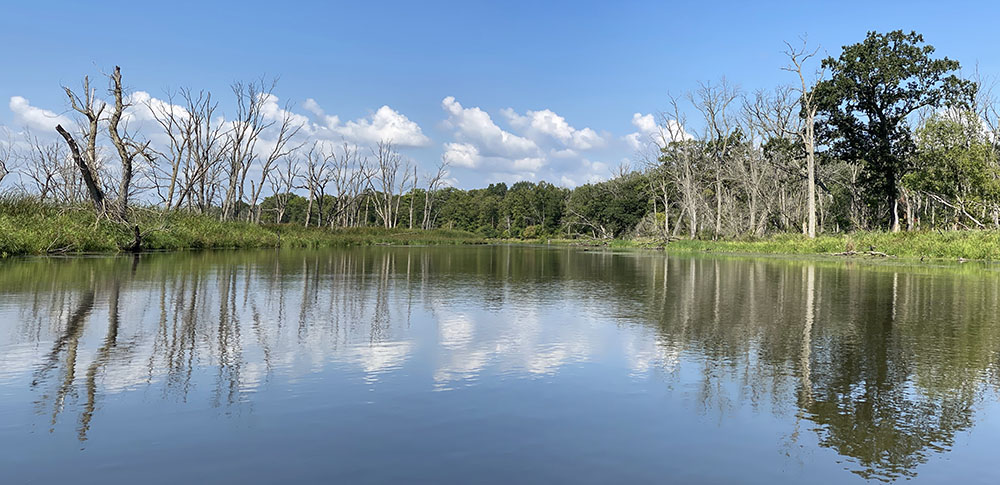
[2,0,997,188]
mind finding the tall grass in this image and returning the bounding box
[0,195,484,257]
[586,231,1000,261]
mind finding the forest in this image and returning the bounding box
[1,30,998,246]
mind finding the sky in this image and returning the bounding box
[1,0,998,188]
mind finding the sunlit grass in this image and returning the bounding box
[570,231,1000,261]
[0,195,484,257]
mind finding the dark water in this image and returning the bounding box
[2,246,1000,484]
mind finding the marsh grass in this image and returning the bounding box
[530,231,1000,261]
[7,195,1000,261]
[0,195,484,257]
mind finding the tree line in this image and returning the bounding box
[1,30,998,239]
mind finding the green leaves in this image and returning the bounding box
[905,111,999,211]
[814,30,976,227]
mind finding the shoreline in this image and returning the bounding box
[4,200,1000,263]
[509,232,1000,264]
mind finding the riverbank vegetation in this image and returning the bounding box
[536,231,1000,261]
[1,30,999,259]
[0,196,482,257]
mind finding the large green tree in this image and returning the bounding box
[814,30,975,231]
[904,111,1000,228]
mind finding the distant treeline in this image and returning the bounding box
[1,30,997,240]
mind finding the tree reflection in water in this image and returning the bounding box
[2,247,999,481]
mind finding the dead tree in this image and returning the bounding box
[422,158,449,230]
[222,79,273,221]
[302,142,333,227]
[173,88,226,212]
[0,129,11,188]
[330,142,371,227]
[107,66,154,220]
[663,95,702,238]
[247,100,302,223]
[691,79,740,239]
[370,140,410,228]
[783,38,823,238]
[56,75,106,215]
[146,89,191,208]
[743,87,801,235]
[268,155,300,223]
[19,131,72,200]
[408,165,418,229]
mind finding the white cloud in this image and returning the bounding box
[341,105,430,147]
[502,107,605,150]
[306,100,429,147]
[624,112,692,151]
[438,97,619,186]
[9,96,73,133]
[442,142,480,168]
[441,96,537,158]
[260,93,312,130]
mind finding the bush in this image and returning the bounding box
[521,225,541,239]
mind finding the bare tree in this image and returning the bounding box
[408,166,418,229]
[0,129,13,189]
[662,95,702,238]
[422,157,449,230]
[173,88,226,213]
[783,38,823,238]
[744,86,802,234]
[370,140,411,228]
[302,142,333,227]
[247,101,302,223]
[19,131,71,200]
[329,142,371,227]
[268,155,300,223]
[691,79,740,239]
[56,75,107,215]
[107,66,155,220]
[146,89,191,208]
[222,79,274,221]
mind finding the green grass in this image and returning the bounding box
[529,231,1000,262]
[7,196,1000,261]
[0,196,484,258]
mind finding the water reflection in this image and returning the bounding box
[1,247,999,482]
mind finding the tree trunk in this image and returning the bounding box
[805,116,817,238]
[55,124,105,214]
[892,198,901,233]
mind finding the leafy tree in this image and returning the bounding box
[904,111,1000,228]
[566,173,650,238]
[814,30,975,231]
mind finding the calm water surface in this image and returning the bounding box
[2,246,1000,483]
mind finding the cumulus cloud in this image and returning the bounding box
[624,112,692,151]
[442,96,537,158]
[9,96,73,133]
[442,142,480,168]
[501,107,605,150]
[440,97,614,185]
[306,99,429,147]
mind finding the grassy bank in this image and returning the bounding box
[7,197,1000,262]
[0,197,484,258]
[535,231,1000,262]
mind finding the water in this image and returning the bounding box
[1,246,999,484]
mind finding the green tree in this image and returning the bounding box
[566,173,649,238]
[814,30,975,231]
[904,111,1000,228]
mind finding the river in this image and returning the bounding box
[2,246,999,483]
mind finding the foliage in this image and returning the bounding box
[813,30,976,228]
[904,111,1000,227]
